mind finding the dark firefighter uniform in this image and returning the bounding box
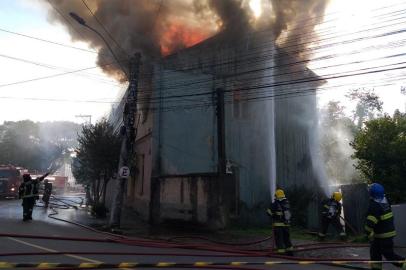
[365,191,405,270]
[318,192,346,239]
[42,181,52,208]
[267,189,293,255]
[18,173,48,221]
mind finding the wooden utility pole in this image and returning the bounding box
[216,88,226,176]
[109,53,141,228]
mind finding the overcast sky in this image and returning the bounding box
[0,0,404,124]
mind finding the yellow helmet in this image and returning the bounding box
[275,189,285,199]
[332,192,342,202]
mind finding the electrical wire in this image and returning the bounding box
[1,3,399,113]
[81,0,129,58]
[0,54,123,87]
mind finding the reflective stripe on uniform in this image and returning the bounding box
[276,249,286,253]
[367,215,378,224]
[370,262,382,270]
[380,212,393,221]
[365,225,373,232]
[275,211,283,216]
[273,222,289,227]
[375,231,396,239]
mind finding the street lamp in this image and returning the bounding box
[69,12,129,80]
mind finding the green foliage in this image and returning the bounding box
[351,111,406,203]
[72,119,121,208]
[346,88,383,128]
[0,120,79,171]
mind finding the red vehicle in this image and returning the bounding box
[0,165,22,199]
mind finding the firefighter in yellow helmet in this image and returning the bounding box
[266,189,293,255]
[318,191,346,240]
[18,172,49,221]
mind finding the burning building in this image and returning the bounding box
[43,0,329,227]
[111,29,325,227]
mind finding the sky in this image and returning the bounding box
[0,0,126,124]
[0,0,405,124]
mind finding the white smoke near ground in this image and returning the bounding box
[314,102,360,195]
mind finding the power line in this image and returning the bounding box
[0,59,129,88]
[0,53,122,86]
[0,96,118,104]
[0,28,99,55]
[81,0,129,57]
[3,3,401,110]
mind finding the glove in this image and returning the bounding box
[266,209,272,216]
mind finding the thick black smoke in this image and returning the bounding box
[42,0,329,82]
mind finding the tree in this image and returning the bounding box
[72,119,121,214]
[0,120,72,171]
[351,112,406,203]
[346,88,383,128]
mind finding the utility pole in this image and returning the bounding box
[211,87,226,229]
[109,53,141,228]
[216,88,226,176]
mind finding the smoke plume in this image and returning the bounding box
[41,0,329,82]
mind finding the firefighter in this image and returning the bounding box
[18,172,49,221]
[42,179,52,208]
[267,189,293,255]
[318,191,346,240]
[365,183,405,270]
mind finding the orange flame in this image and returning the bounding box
[159,22,212,56]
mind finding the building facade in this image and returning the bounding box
[109,29,324,227]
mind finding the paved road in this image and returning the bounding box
[0,198,384,270]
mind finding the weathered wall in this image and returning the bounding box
[393,203,406,246]
[341,183,370,234]
[117,30,323,227]
[161,31,278,224]
[158,176,209,223]
[274,49,321,190]
[154,70,217,175]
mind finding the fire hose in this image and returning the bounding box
[5,195,403,270]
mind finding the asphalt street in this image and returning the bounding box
[0,198,394,270]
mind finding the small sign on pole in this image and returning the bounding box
[119,166,130,179]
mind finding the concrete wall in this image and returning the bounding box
[158,176,208,223]
[392,203,406,246]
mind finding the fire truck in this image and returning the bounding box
[0,165,22,199]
